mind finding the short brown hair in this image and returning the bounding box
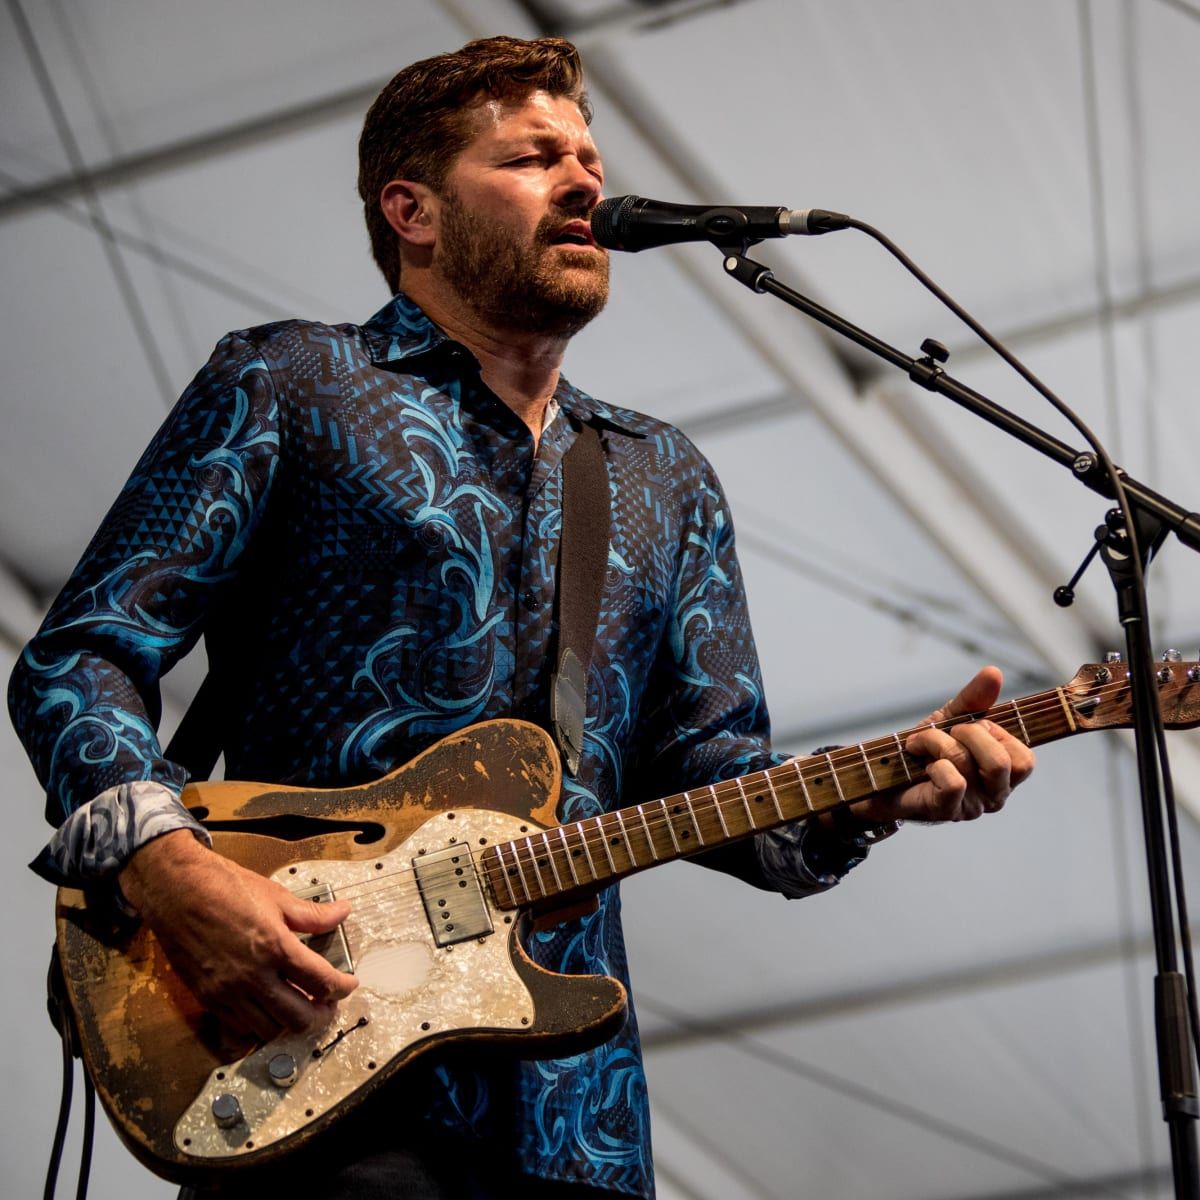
[358,36,592,294]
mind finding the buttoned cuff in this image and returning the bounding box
[29,781,212,888]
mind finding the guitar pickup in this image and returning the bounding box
[413,846,494,947]
[295,882,354,974]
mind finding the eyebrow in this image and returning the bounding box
[496,128,601,163]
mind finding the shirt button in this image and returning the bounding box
[521,587,539,610]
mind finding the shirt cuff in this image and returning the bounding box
[754,819,869,899]
[29,781,212,888]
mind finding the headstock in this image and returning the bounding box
[1063,660,1200,732]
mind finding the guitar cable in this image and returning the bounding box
[44,951,94,1200]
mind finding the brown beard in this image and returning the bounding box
[435,188,609,338]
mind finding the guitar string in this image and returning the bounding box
[270,677,1156,928]
[283,680,1148,919]
[290,683,1126,921]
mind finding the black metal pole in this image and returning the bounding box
[718,247,1199,1194]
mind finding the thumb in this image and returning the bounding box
[934,666,1003,722]
[282,894,351,934]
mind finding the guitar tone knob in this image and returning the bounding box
[211,1093,243,1128]
[268,1053,298,1088]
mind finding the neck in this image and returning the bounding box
[403,275,568,445]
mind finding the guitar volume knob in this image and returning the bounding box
[211,1093,243,1128]
[268,1053,298,1088]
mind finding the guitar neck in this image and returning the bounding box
[479,683,1084,910]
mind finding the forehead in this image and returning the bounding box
[458,90,596,156]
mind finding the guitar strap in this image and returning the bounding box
[551,420,610,776]
[166,418,611,781]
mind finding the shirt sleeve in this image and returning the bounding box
[8,331,280,884]
[631,449,867,899]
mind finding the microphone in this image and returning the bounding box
[590,195,850,252]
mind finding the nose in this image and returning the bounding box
[556,156,602,211]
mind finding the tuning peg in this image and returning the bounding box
[1104,651,1123,663]
[1162,649,1182,662]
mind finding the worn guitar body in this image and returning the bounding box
[55,720,625,1186]
[55,661,1200,1185]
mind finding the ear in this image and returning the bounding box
[380,180,438,248]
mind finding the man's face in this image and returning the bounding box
[432,90,609,338]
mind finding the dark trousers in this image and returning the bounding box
[179,1140,629,1199]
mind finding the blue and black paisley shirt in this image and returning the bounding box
[10,294,857,1196]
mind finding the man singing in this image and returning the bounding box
[10,35,1033,1199]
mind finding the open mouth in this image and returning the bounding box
[549,221,597,248]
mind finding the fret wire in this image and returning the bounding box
[524,835,548,897]
[1011,701,1031,745]
[492,848,518,906]
[682,791,705,845]
[598,817,618,874]
[787,760,814,812]
[558,826,581,887]
[824,751,846,804]
[637,804,659,861]
[734,776,755,829]
[762,771,785,821]
[615,809,638,866]
[892,734,913,782]
[542,831,564,891]
[506,842,533,903]
[710,785,731,838]
[576,819,599,881]
[859,743,878,791]
[659,797,682,853]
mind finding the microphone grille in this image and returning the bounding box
[590,195,639,250]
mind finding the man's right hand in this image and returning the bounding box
[118,829,358,1041]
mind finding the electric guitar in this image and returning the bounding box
[53,660,1200,1184]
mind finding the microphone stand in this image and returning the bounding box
[716,246,1200,1195]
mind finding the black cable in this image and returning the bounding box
[44,1027,74,1200]
[74,1074,94,1200]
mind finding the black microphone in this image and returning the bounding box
[590,195,850,252]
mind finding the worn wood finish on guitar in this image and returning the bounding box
[54,663,1200,1183]
[56,720,625,1185]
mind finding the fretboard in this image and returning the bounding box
[478,685,1079,910]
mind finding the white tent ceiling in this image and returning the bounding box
[2,1,1199,1197]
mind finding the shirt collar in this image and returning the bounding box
[362,292,644,439]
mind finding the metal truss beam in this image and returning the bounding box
[439,0,1200,823]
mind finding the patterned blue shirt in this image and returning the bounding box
[9,294,860,1196]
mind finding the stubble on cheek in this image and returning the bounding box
[436,194,610,337]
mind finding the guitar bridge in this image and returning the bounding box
[413,844,494,947]
[295,881,354,974]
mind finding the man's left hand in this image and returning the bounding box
[842,666,1035,827]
